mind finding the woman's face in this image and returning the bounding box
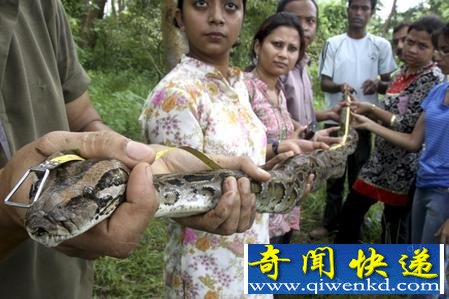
[402,29,435,69]
[255,26,301,78]
[434,33,449,75]
[176,0,244,64]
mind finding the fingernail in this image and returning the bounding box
[256,167,270,176]
[126,141,153,161]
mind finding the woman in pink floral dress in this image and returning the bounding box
[245,12,306,244]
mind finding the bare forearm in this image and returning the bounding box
[321,79,343,93]
[367,122,421,152]
[369,105,394,125]
[66,91,111,132]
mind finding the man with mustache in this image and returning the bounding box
[311,0,396,240]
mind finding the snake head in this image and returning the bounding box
[25,159,129,247]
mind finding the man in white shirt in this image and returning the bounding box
[310,0,396,239]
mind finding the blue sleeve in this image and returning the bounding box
[422,83,447,111]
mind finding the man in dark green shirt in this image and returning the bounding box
[0,1,110,297]
[0,0,269,298]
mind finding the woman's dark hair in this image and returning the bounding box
[175,0,247,27]
[276,0,319,28]
[250,12,305,66]
[408,15,445,47]
[393,21,411,34]
[440,22,449,40]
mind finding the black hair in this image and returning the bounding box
[393,21,411,34]
[348,0,377,10]
[175,0,247,28]
[409,15,445,47]
[276,0,319,28]
[250,12,305,66]
[277,0,318,15]
[177,0,247,11]
[440,22,449,40]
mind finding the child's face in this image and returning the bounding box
[255,26,301,77]
[176,0,244,64]
[402,29,435,70]
[434,34,449,75]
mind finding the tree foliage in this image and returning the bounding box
[61,0,449,135]
[63,0,449,74]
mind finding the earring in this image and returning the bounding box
[252,55,259,67]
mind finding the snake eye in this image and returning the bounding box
[83,186,96,199]
[34,227,48,237]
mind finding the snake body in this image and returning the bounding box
[24,129,358,247]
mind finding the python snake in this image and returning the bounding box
[19,87,357,247]
[21,131,357,247]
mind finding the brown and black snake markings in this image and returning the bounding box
[24,126,357,247]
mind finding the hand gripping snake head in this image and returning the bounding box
[25,159,129,247]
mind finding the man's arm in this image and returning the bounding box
[321,75,354,94]
[361,73,392,95]
[377,73,392,94]
[65,91,111,132]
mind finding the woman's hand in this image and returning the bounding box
[349,100,375,116]
[350,112,377,130]
[278,139,329,155]
[435,219,449,244]
[312,127,341,145]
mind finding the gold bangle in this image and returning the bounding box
[389,114,396,127]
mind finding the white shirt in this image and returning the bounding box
[319,33,397,109]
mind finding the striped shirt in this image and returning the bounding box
[417,82,449,188]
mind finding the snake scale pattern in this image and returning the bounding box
[24,128,358,247]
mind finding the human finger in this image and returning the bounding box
[36,131,156,168]
[214,177,241,234]
[236,177,256,233]
[215,155,271,182]
[298,140,329,151]
[174,177,239,235]
[299,174,315,202]
[263,151,294,170]
[315,135,341,146]
[324,126,340,134]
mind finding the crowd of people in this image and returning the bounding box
[0,0,448,298]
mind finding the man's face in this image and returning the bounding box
[283,0,317,49]
[347,0,373,30]
[392,26,409,61]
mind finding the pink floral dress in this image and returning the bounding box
[139,56,271,298]
[245,74,300,239]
